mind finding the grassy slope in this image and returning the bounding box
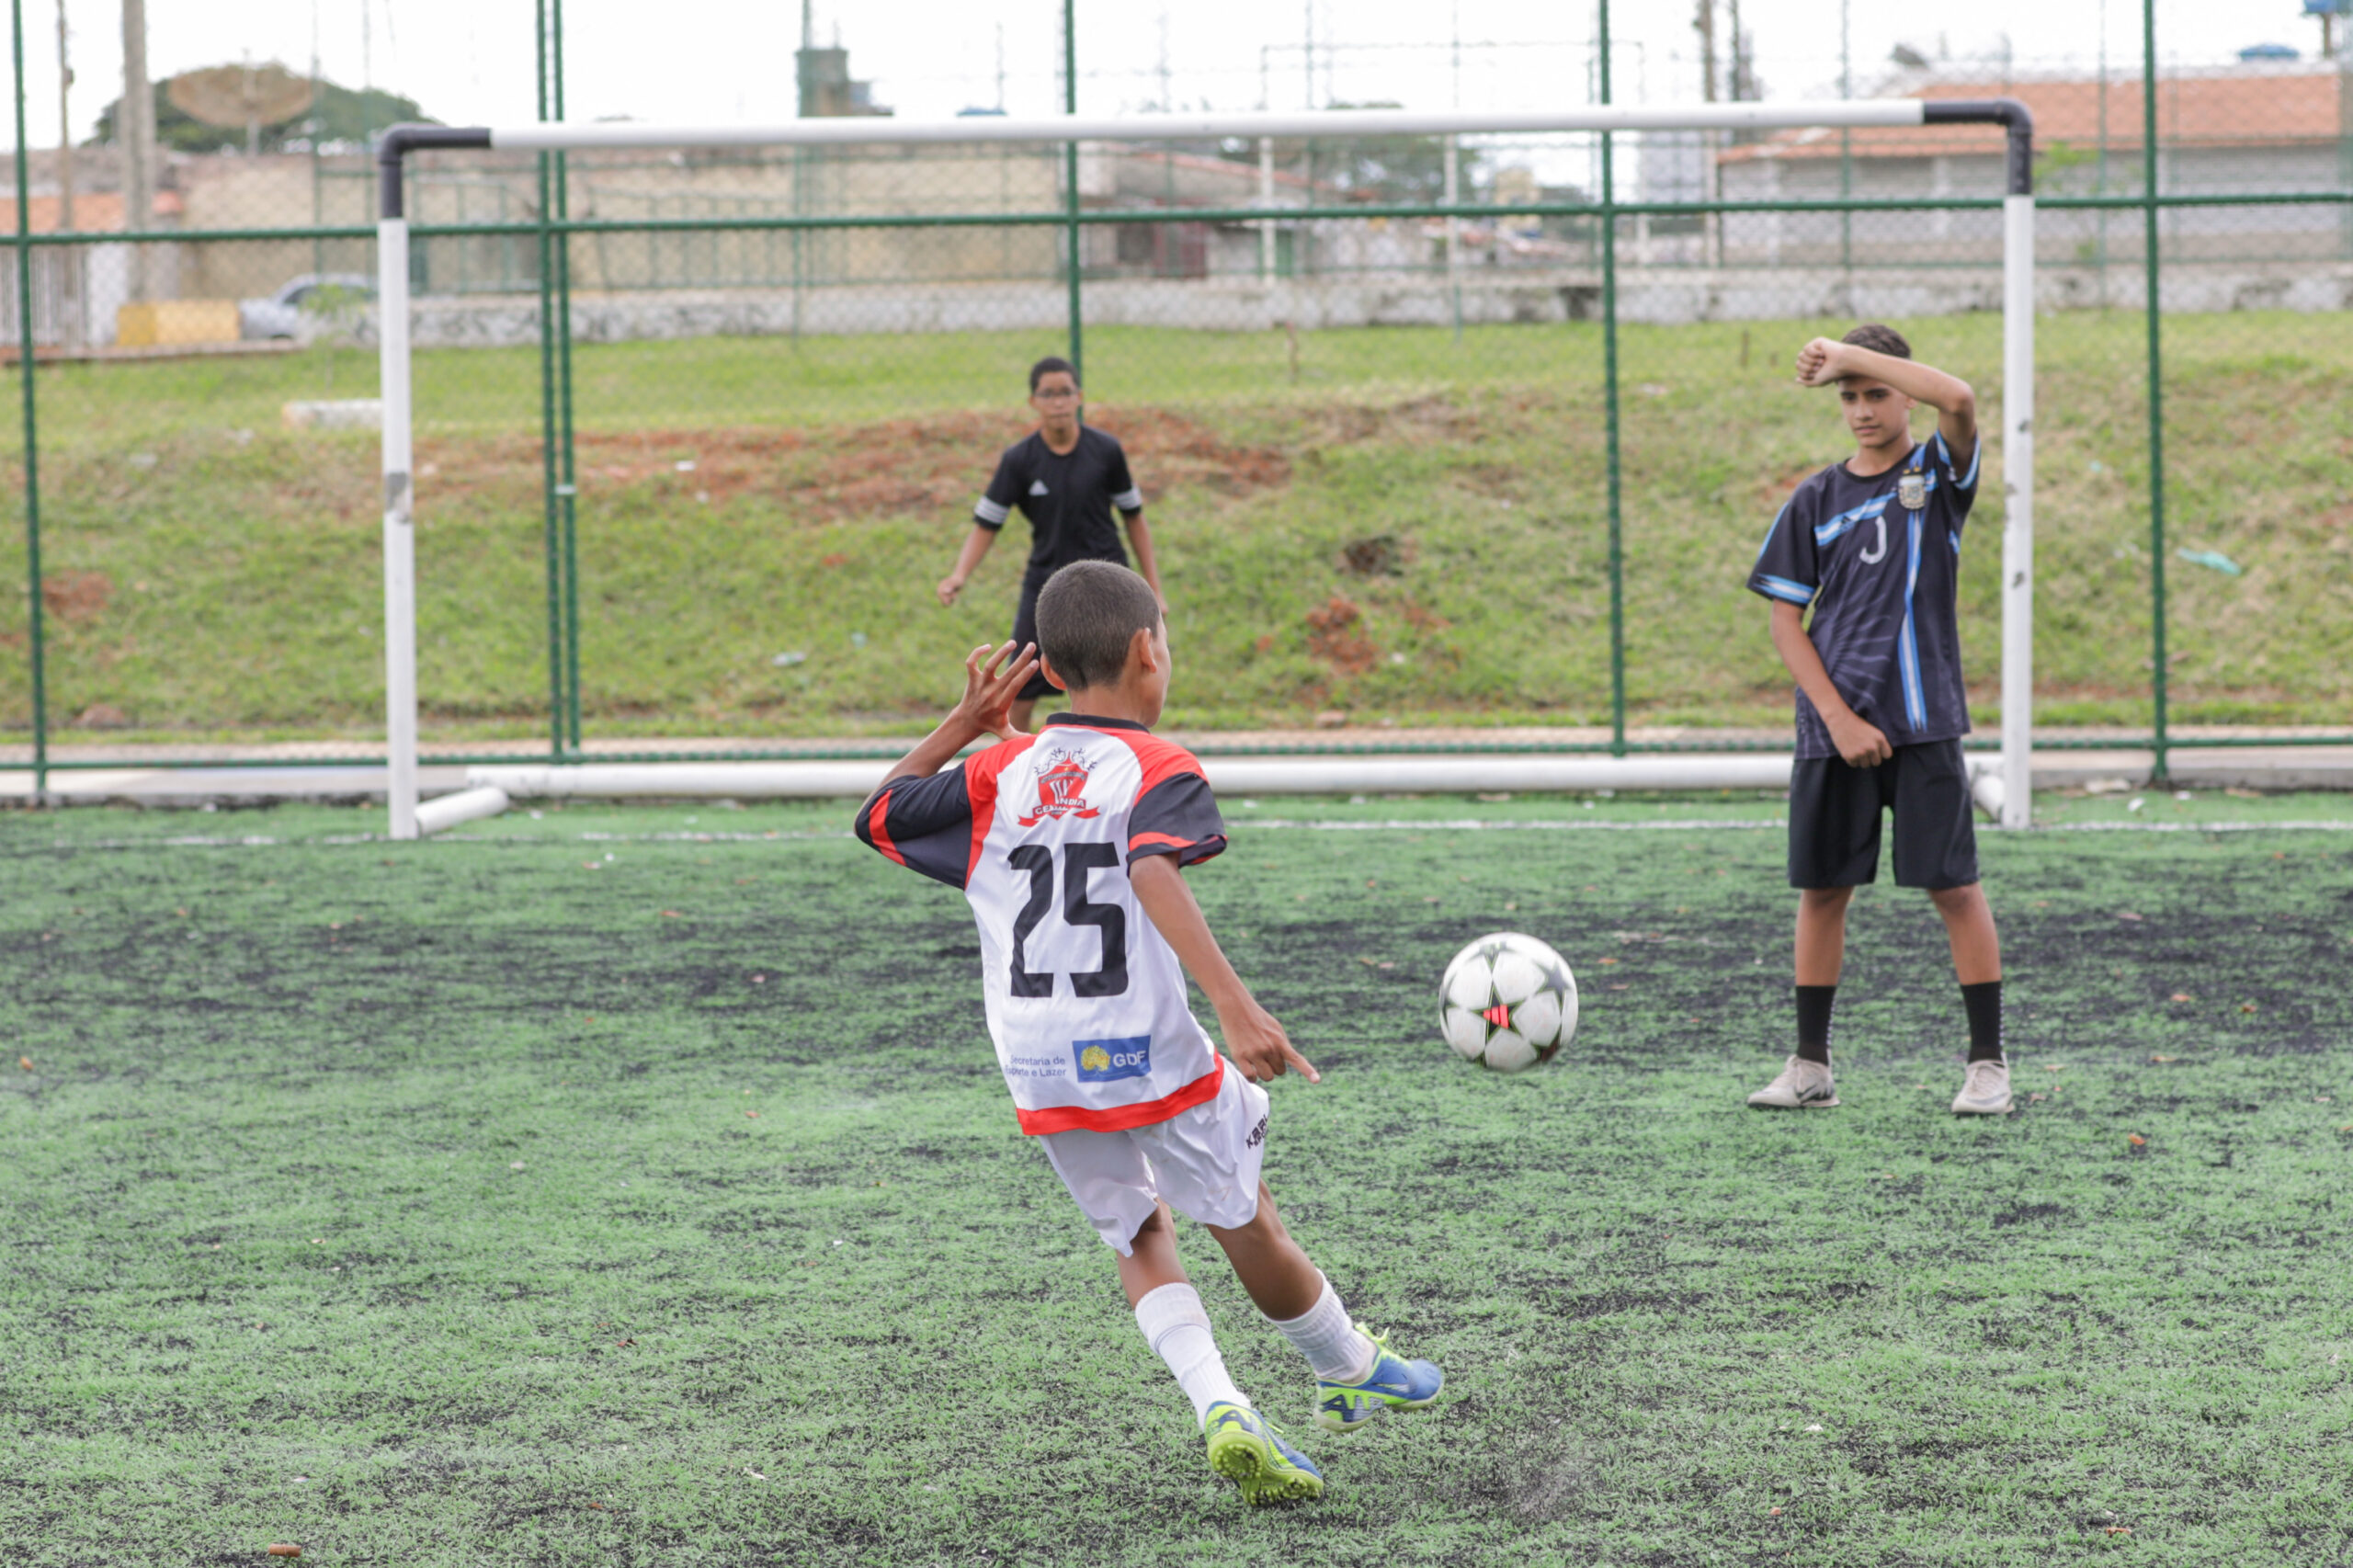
[4,798,2350,1565]
[1,311,2347,742]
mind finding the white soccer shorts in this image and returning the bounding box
[1036,1062,1270,1255]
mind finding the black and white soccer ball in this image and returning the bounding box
[1438,931,1578,1074]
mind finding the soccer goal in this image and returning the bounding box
[373,100,2035,839]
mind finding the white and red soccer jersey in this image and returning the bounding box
[853,714,1229,1136]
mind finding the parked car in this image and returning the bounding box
[240,274,376,341]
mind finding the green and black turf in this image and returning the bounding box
[4,796,2350,1566]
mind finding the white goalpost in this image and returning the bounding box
[375,100,2035,837]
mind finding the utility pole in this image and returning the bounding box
[1694,0,1715,101]
[1155,10,1171,111]
[56,0,77,346]
[120,0,153,301]
[54,0,72,229]
[1694,0,1720,266]
[1302,1,1313,109]
[1726,0,1746,100]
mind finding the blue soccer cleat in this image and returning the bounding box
[1314,1325,1444,1436]
[1203,1400,1324,1506]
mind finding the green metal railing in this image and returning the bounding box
[5,0,2350,792]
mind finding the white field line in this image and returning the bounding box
[13,818,2353,852]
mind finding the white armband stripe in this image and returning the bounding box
[1112,487,1144,511]
[974,496,1011,526]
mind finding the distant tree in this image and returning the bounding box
[92,75,433,153]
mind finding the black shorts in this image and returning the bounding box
[1788,739,1980,891]
[1008,583,1059,702]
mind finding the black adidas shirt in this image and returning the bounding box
[1747,431,1982,759]
[973,427,1144,590]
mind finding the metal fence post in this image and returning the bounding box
[552,0,582,754]
[10,0,46,801]
[535,0,566,761]
[2142,0,2168,781]
[1063,0,1083,382]
[1444,133,1462,343]
[1597,0,1627,756]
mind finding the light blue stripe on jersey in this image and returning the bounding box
[1899,509,1927,730]
[1814,492,1892,547]
[1949,529,1961,555]
[1757,574,1815,605]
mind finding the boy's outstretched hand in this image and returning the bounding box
[1794,336,1847,387]
[948,641,1040,744]
[1220,995,1321,1086]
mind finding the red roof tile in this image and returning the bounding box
[1722,68,2346,164]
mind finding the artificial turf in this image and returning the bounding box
[4,796,2350,1566]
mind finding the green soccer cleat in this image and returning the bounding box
[1203,1400,1324,1506]
[1314,1325,1445,1436]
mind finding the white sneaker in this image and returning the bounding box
[1952,1059,2012,1115]
[1747,1055,1839,1108]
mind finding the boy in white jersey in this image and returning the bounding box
[854,560,1442,1506]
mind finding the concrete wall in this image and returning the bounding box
[1719,145,2353,266]
[379,258,2353,351]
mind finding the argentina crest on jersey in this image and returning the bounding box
[1898,472,1927,512]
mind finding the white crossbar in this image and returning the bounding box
[485,102,1928,153]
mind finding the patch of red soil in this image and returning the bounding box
[414,404,1288,522]
[1305,595,1379,677]
[42,572,111,622]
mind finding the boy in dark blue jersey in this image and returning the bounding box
[937,357,1167,734]
[1745,324,2011,1117]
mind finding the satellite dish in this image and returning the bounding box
[167,62,317,154]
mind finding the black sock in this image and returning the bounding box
[1795,984,1836,1066]
[1962,980,2004,1062]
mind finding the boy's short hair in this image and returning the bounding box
[1840,323,1912,360]
[1035,561,1159,691]
[1029,355,1078,392]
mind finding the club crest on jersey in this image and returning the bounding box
[1898,472,1927,511]
[1017,749,1101,827]
[1074,1035,1151,1082]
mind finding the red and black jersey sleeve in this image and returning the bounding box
[854,767,979,889]
[1127,768,1227,869]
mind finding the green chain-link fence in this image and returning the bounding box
[4,0,2349,784]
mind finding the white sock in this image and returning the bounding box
[1267,1276,1377,1383]
[1134,1283,1246,1426]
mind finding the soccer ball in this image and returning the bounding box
[1438,932,1578,1074]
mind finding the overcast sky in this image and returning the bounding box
[5,0,2326,149]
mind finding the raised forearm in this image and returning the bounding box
[878,715,986,790]
[1833,344,1973,417]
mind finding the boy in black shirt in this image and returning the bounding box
[938,358,1167,733]
[1745,324,2011,1117]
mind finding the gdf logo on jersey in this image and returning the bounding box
[1073,1035,1152,1082]
[1017,749,1102,827]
